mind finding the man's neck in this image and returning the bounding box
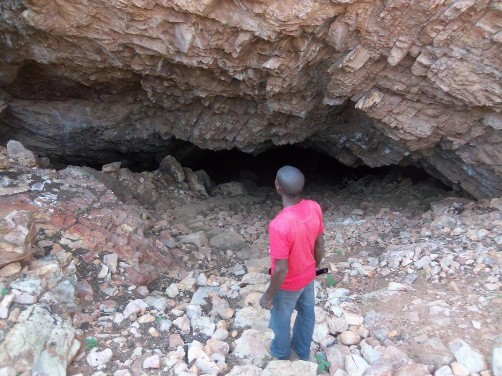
[282,195,302,208]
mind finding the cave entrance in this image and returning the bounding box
[168,144,448,191]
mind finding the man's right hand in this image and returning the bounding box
[259,294,273,310]
[260,258,288,310]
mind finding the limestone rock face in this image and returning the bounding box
[0,1,501,197]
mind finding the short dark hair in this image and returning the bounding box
[276,165,304,196]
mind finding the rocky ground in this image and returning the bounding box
[0,141,501,376]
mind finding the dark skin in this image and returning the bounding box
[259,178,325,310]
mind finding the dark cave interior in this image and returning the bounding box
[175,145,431,188]
[85,141,452,191]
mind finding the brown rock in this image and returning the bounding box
[394,363,431,376]
[338,331,361,346]
[0,155,10,169]
[0,262,22,277]
[168,333,185,349]
[0,211,35,269]
[362,364,394,376]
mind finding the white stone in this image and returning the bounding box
[388,282,414,291]
[449,339,487,373]
[472,320,482,329]
[166,283,180,298]
[360,342,382,364]
[313,321,330,343]
[188,343,219,374]
[241,272,269,285]
[97,264,109,279]
[262,360,317,376]
[345,354,369,376]
[129,327,141,338]
[233,329,273,367]
[86,348,113,367]
[0,366,16,376]
[113,313,124,324]
[212,328,229,341]
[103,253,118,274]
[165,347,185,369]
[131,346,142,358]
[227,365,263,376]
[0,305,80,371]
[122,299,148,318]
[144,294,168,312]
[205,338,230,355]
[234,306,270,329]
[330,304,344,317]
[190,286,219,305]
[344,312,364,326]
[143,354,160,369]
[10,277,45,296]
[191,315,215,337]
[415,256,432,269]
[173,315,190,333]
[492,336,502,376]
[13,294,37,305]
[185,304,202,320]
[113,370,132,376]
[328,317,349,334]
[148,327,160,337]
[333,370,348,376]
[435,365,454,376]
[178,276,196,291]
[159,318,173,332]
[196,273,208,286]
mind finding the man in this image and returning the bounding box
[259,165,325,361]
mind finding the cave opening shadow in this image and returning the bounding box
[178,145,448,191]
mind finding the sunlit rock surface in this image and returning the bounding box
[0,0,501,197]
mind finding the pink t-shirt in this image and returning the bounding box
[269,199,324,291]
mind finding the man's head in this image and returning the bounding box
[275,165,305,197]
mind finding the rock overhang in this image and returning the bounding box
[0,0,500,198]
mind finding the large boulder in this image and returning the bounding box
[0,304,80,374]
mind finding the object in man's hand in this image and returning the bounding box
[316,268,328,276]
[268,267,328,276]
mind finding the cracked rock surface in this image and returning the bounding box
[0,1,501,198]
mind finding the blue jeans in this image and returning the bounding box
[269,281,315,360]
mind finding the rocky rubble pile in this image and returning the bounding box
[0,142,501,376]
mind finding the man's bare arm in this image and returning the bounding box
[259,259,288,309]
[314,234,325,268]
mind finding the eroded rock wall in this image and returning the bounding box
[0,0,501,197]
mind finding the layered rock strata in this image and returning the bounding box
[0,0,501,197]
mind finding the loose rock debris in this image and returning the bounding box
[0,143,501,376]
